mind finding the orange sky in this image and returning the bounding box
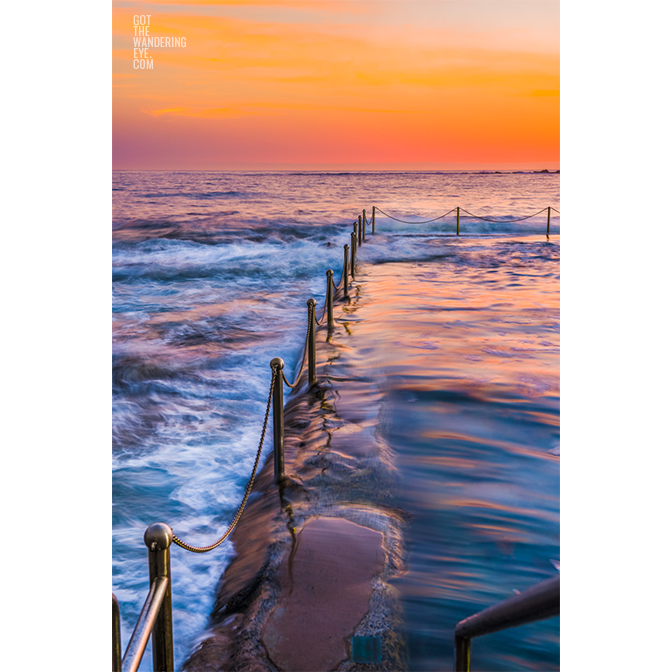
[113,0,559,170]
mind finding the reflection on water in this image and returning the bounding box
[112,171,559,667]
[345,235,559,671]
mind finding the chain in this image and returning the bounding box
[374,206,458,224]
[172,368,277,553]
[458,207,549,223]
[375,206,558,225]
[282,304,313,389]
[315,297,327,326]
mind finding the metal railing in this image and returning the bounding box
[113,524,174,672]
[113,204,559,671]
[112,212,363,672]
[453,574,560,671]
[373,204,560,239]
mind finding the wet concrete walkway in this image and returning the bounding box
[182,262,408,672]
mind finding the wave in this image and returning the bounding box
[139,190,249,199]
[112,170,559,668]
[112,215,347,246]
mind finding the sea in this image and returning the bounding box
[112,170,560,670]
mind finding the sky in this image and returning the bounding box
[112,0,559,170]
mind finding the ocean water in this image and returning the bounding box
[341,239,559,670]
[112,170,559,670]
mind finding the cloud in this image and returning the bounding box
[114,0,354,11]
[142,101,418,119]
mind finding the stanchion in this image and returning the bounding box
[372,206,375,234]
[113,595,121,672]
[270,357,285,482]
[307,299,317,387]
[350,232,357,279]
[454,633,471,672]
[343,244,350,300]
[144,523,174,672]
[326,270,334,329]
[547,206,551,239]
[358,215,363,245]
[457,206,460,236]
[362,209,366,241]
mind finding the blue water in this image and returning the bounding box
[112,170,559,669]
[343,243,560,670]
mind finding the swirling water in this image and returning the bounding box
[112,170,559,669]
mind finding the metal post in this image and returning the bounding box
[270,357,285,482]
[343,244,349,300]
[307,298,317,387]
[547,206,551,238]
[326,270,334,329]
[457,206,460,236]
[454,634,471,672]
[358,215,362,245]
[362,209,366,241]
[453,575,559,672]
[144,523,174,672]
[350,232,357,279]
[113,595,122,672]
[372,206,375,234]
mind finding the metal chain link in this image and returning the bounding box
[458,207,549,223]
[375,206,458,224]
[172,368,277,553]
[315,297,327,326]
[333,266,346,296]
[282,303,313,389]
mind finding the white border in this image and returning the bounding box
[3,1,110,664]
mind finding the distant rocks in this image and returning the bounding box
[481,169,560,175]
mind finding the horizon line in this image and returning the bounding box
[112,167,560,173]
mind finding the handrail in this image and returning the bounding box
[453,574,560,671]
[121,576,169,672]
[114,523,175,672]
